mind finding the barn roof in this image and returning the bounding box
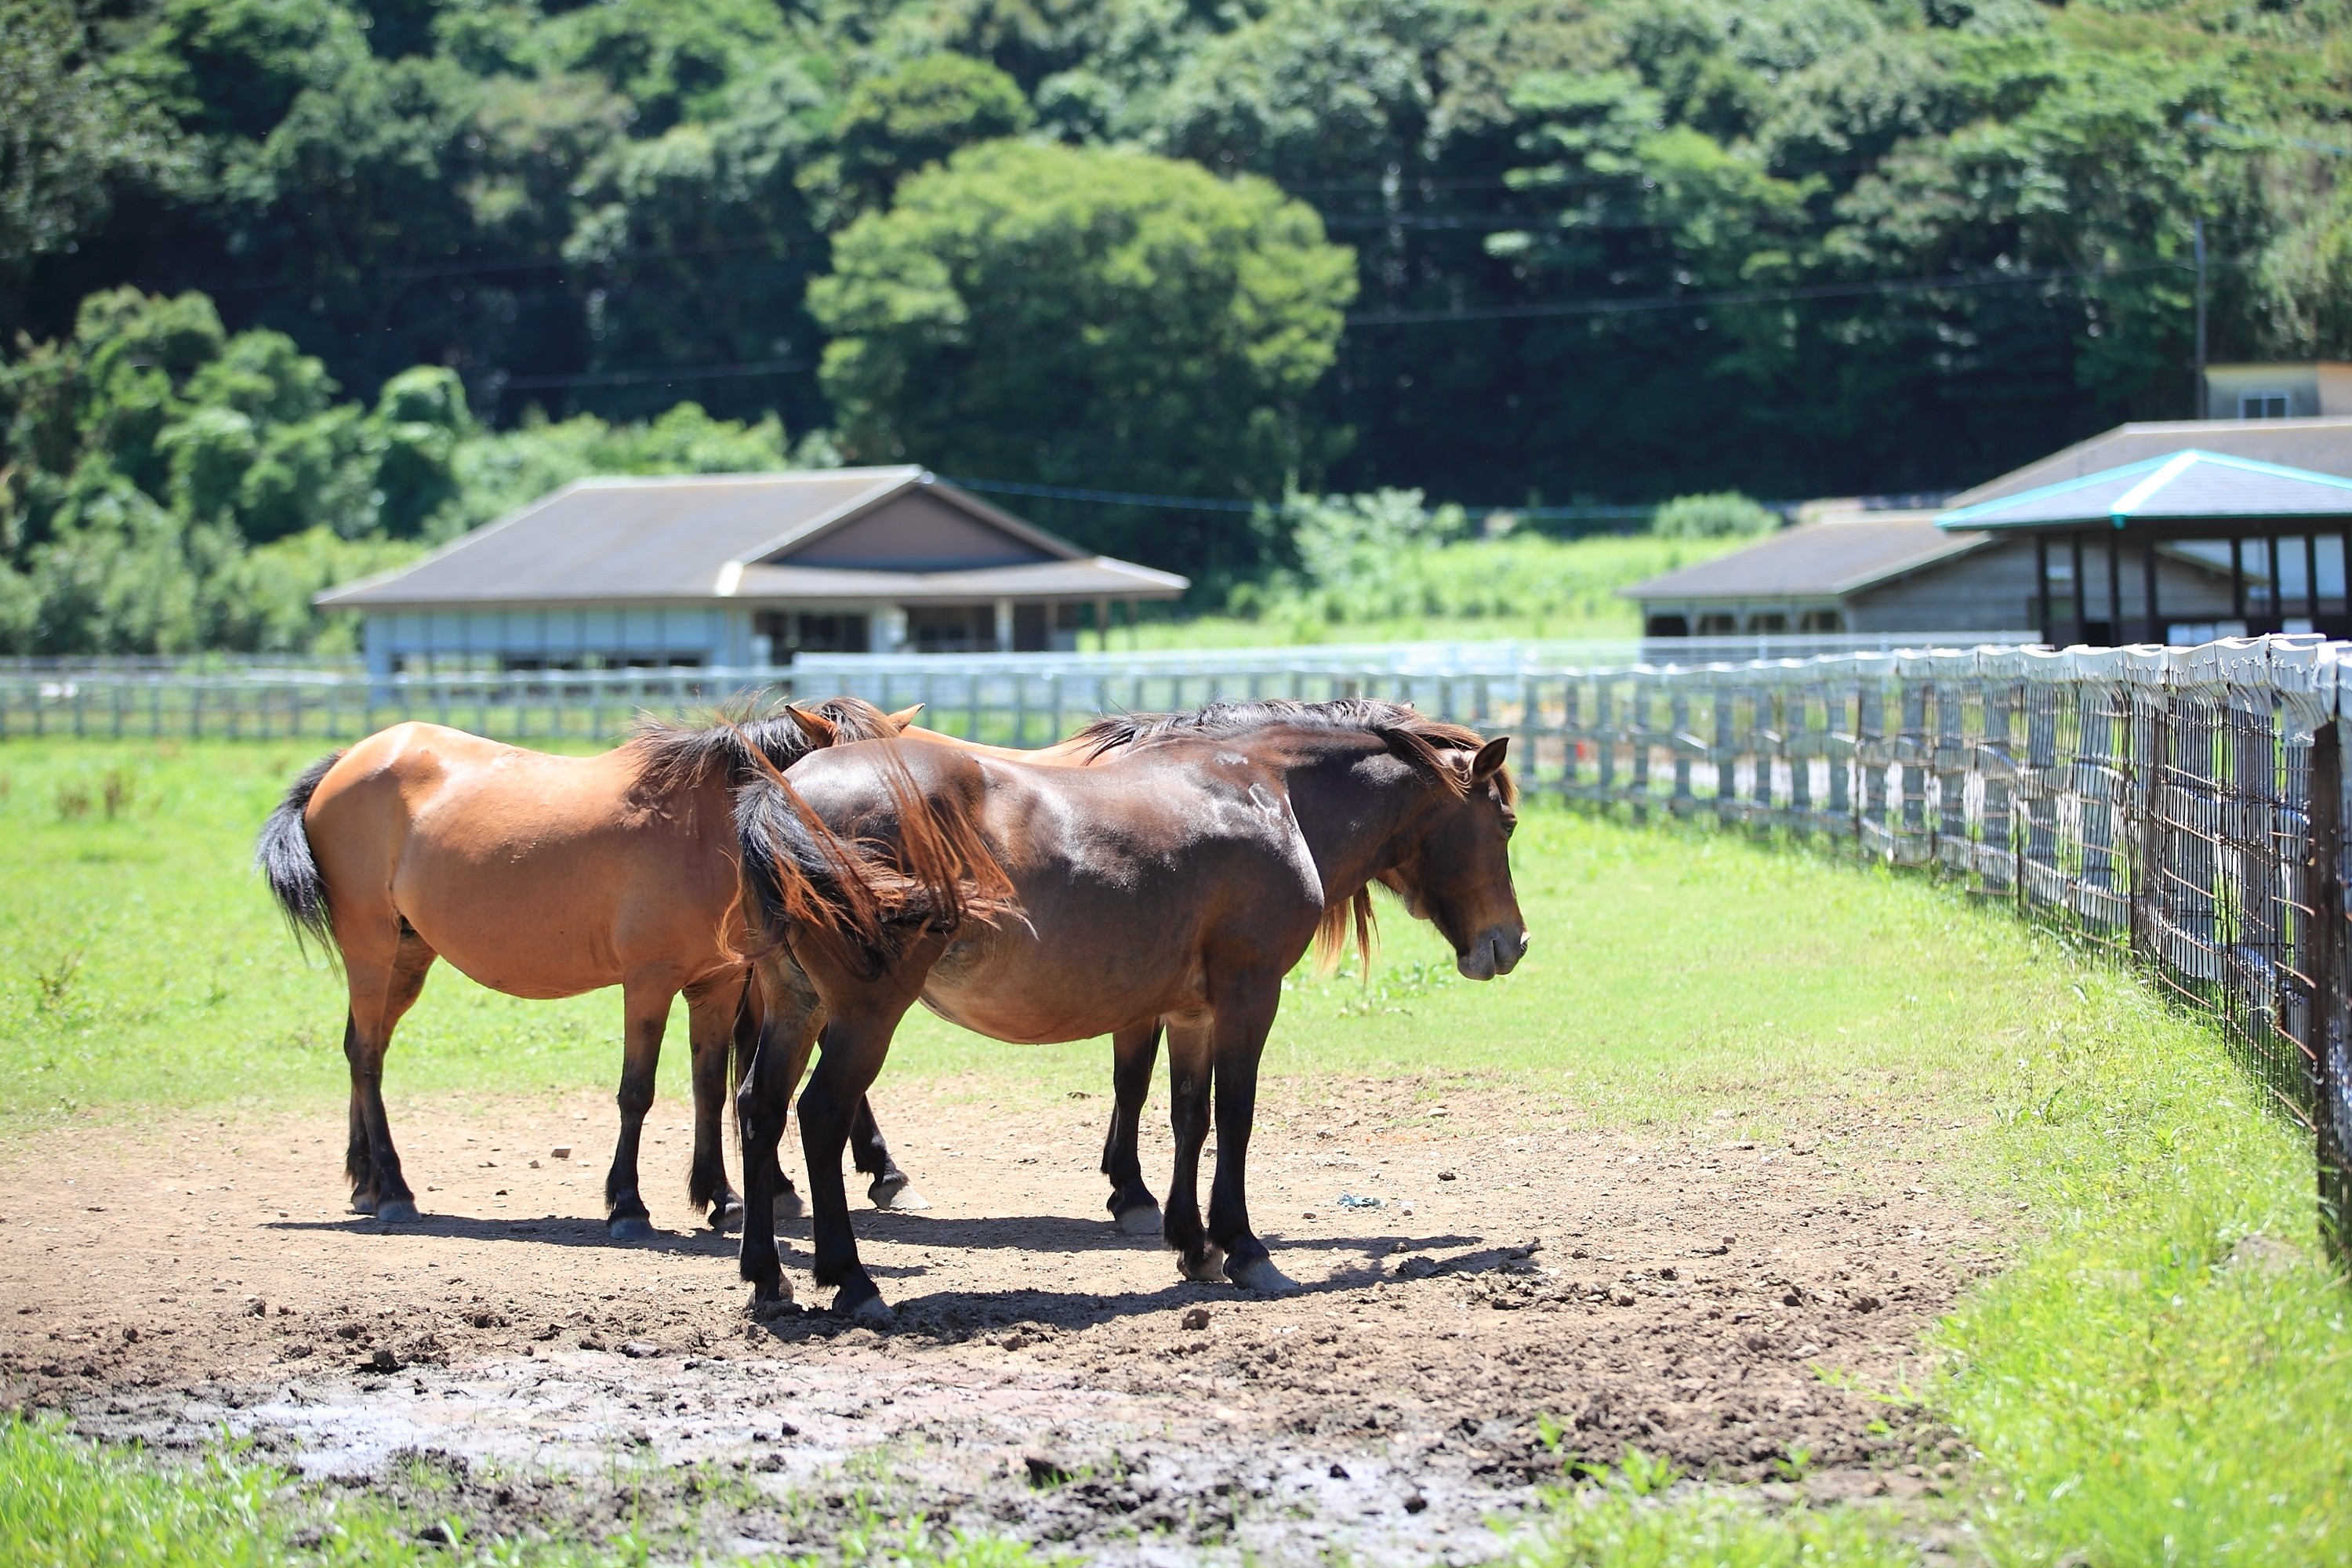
[318,467,1186,608]
[1936,450,2352,532]
[1948,416,2352,506]
[1620,517,1993,604]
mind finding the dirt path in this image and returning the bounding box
[1,1079,1991,1562]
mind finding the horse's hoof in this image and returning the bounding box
[775,1189,805,1222]
[350,1196,377,1217]
[712,1200,744,1234]
[1114,1203,1163,1237]
[608,1215,656,1242]
[748,1282,796,1317]
[1225,1257,1299,1294]
[375,1199,419,1224]
[869,1177,931,1212]
[1178,1246,1228,1284]
[843,1290,895,1325]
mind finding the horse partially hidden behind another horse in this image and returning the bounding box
[730,699,1528,1319]
[252,698,924,1237]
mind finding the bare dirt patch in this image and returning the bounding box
[0,1080,1991,1561]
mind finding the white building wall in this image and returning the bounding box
[361,605,737,673]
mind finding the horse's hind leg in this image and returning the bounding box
[797,1011,902,1323]
[851,1097,928,1211]
[1101,1021,1164,1234]
[345,928,437,1222]
[738,972,823,1301]
[686,975,747,1232]
[604,978,676,1241]
[732,982,806,1224]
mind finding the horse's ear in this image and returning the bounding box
[1468,735,1509,786]
[886,703,924,730]
[786,704,838,747]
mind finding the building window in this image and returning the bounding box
[2240,392,2292,419]
[905,604,996,652]
[1695,613,1739,635]
[1643,614,1690,637]
[1746,612,1789,633]
[753,612,870,655]
[1798,609,1845,633]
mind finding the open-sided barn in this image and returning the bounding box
[318,466,1187,676]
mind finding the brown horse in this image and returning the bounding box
[253,698,921,1237]
[729,699,1528,1319]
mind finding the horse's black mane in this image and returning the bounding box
[1073,697,1485,760]
[630,695,899,789]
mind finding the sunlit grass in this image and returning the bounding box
[6,740,2352,1565]
[1938,971,2352,1565]
[0,1414,1050,1567]
[1517,1451,1919,1568]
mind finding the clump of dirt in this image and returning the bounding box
[0,1081,1995,1560]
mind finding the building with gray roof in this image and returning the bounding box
[318,466,1187,676]
[1627,448,2352,648]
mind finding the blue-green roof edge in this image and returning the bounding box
[1936,448,2352,530]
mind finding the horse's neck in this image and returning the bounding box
[1270,738,1428,905]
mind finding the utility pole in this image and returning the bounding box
[2193,216,2209,419]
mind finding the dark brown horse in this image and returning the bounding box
[253,699,920,1237]
[729,699,1528,1318]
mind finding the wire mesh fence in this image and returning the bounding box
[1529,637,2352,1264]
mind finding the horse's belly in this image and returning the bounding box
[428,932,617,1000]
[920,943,1202,1044]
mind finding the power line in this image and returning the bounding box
[494,356,808,390]
[1345,258,2189,325]
[194,234,810,295]
[940,473,1665,522]
[2185,112,2352,159]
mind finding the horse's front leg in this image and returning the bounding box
[1205,977,1291,1293]
[1159,1014,1222,1283]
[1101,1020,1165,1234]
[604,979,674,1240]
[686,975,747,1231]
[849,1097,928,1210]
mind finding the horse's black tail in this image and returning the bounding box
[256,750,343,957]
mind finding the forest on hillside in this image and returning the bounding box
[4,0,2351,651]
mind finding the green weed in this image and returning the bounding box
[1936,975,2352,1565]
[1517,1451,1918,1568]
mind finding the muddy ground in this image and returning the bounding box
[0,1078,1995,1563]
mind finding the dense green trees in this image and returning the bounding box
[4,0,2351,651]
[811,141,1355,582]
[0,288,799,652]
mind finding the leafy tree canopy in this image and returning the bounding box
[5,0,2352,641]
[810,140,1356,579]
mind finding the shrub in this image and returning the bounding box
[1650,492,1777,539]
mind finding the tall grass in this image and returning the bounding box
[1133,532,1753,648]
[0,1416,1047,1567]
[0,1417,426,1567]
[1937,970,2352,1564]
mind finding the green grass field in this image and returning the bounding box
[2,739,2347,1565]
[1123,532,1751,650]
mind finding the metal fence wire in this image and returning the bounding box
[1538,637,2352,1264]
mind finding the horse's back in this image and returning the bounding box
[304,724,730,996]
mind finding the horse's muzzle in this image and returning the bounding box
[1456,927,1529,981]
